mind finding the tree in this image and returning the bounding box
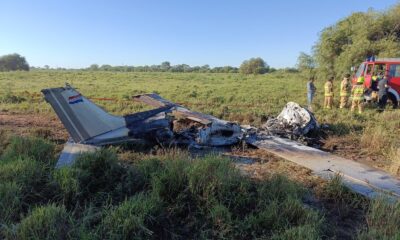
[239,57,269,75]
[160,61,171,71]
[313,4,400,78]
[0,53,29,71]
[89,64,99,71]
[296,52,315,72]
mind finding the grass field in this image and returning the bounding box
[1,71,399,173]
[1,71,400,239]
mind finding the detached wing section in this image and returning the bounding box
[42,86,127,144]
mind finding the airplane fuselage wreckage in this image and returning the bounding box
[41,84,243,167]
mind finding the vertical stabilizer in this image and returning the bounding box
[41,85,125,143]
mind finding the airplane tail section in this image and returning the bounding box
[41,85,126,143]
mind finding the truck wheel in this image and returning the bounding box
[388,93,399,109]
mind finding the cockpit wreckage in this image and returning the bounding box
[41,84,318,168]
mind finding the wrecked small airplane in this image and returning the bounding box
[42,86,400,199]
[41,84,242,167]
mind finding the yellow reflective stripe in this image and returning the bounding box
[352,86,364,100]
[324,83,333,96]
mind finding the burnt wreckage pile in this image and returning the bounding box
[132,96,319,148]
[259,102,320,145]
[132,93,242,147]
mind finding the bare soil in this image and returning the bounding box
[0,112,68,141]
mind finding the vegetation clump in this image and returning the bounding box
[0,136,328,239]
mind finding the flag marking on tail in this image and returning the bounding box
[68,94,83,104]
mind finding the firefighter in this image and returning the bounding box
[324,77,334,109]
[339,74,351,109]
[351,76,365,114]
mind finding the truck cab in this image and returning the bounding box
[352,58,400,108]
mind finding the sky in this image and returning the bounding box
[0,0,399,68]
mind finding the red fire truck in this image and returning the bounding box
[352,58,400,108]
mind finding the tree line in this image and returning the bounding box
[0,54,275,74]
[299,3,400,79]
[85,62,240,73]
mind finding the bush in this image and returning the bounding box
[0,157,52,204]
[98,193,163,239]
[151,158,189,203]
[1,136,55,165]
[54,149,144,206]
[187,156,248,207]
[11,204,73,240]
[0,182,22,224]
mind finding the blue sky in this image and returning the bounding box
[0,0,398,68]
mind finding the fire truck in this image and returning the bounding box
[352,58,400,108]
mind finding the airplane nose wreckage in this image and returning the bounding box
[41,84,243,167]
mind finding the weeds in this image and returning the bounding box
[98,193,163,239]
[0,135,397,239]
[0,182,22,224]
[1,136,55,165]
[357,197,400,239]
[7,204,74,240]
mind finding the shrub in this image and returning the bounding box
[257,175,306,203]
[54,149,144,206]
[1,136,55,165]
[11,204,73,240]
[0,157,52,203]
[187,156,248,208]
[151,158,189,203]
[98,193,163,239]
[135,158,164,188]
[0,182,22,224]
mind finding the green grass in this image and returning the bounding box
[357,198,400,239]
[0,136,328,239]
[1,71,400,238]
[1,71,399,173]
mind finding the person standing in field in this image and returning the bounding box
[351,76,365,114]
[307,77,317,111]
[324,77,334,109]
[377,73,389,110]
[339,74,351,109]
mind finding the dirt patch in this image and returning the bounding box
[0,112,68,141]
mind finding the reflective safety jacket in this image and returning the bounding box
[352,85,365,101]
[324,81,333,97]
[340,79,351,97]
